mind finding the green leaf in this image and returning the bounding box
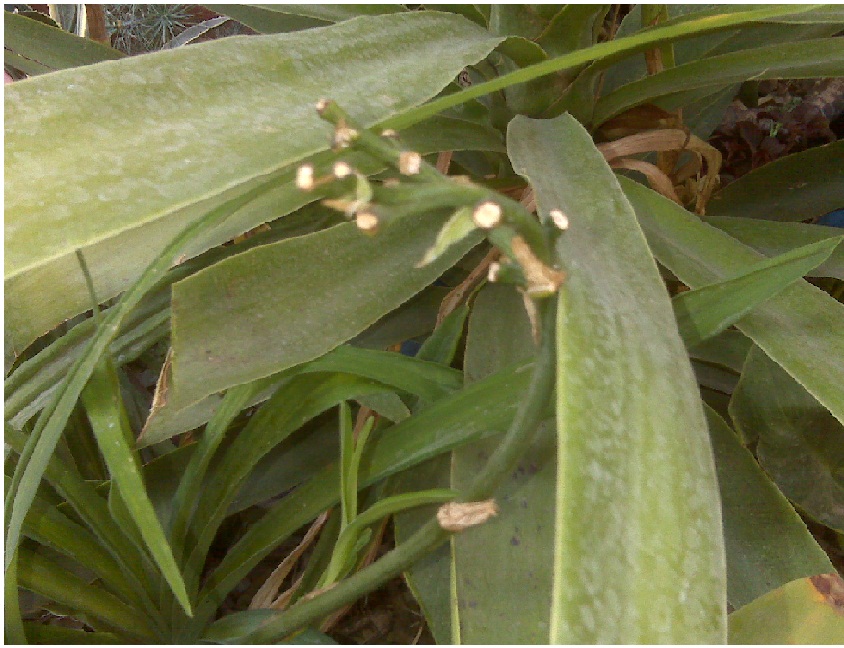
[3,11,124,76]
[22,623,122,644]
[5,11,502,354]
[383,5,820,131]
[18,483,147,613]
[704,406,832,610]
[322,489,456,585]
[705,217,844,281]
[200,5,329,32]
[4,427,159,616]
[594,38,844,125]
[673,236,842,348]
[419,207,478,266]
[170,217,482,409]
[508,114,725,642]
[622,177,844,428]
[537,5,608,57]
[451,283,553,643]
[16,547,154,641]
[181,373,395,597]
[80,360,193,616]
[212,4,403,27]
[141,341,463,446]
[707,141,844,222]
[204,611,337,644]
[728,574,844,643]
[729,346,844,532]
[192,360,540,631]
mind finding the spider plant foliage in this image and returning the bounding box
[5,4,844,644]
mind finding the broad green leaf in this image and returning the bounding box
[81,360,192,615]
[728,574,844,643]
[730,346,844,532]
[451,283,554,643]
[392,305,471,644]
[212,4,403,27]
[689,330,752,374]
[509,114,725,642]
[138,286,450,446]
[5,12,502,354]
[705,217,844,281]
[3,11,124,76]
[16,547,155,642]
[192,360,540,632]
[673,237,842,348]
[622,177,844,427]
[593,38,844,125]
[170,216,482,409]
[141,341,462,446]
[707,141,844,222]
[537,5,608,57]
[704,406,832,610]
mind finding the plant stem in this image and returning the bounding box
[242,298,558,643]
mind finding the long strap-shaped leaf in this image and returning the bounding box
[593,37,844,124]
[382,5,819,130]
[4,168,286,595]
[622,178,844,427]
[508,114,726,642]
[81,357,192,616]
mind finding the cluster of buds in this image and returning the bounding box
[295,98,570,298]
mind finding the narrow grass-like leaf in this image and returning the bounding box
[5,12,502,353]
[5,427,159,615]
[170,216,481,408]
[509,114,725,642]
[704,406,832,609]
[673,237,841,348]
[705,217,844,281]
[4,549,25,644]
[19,483,150,614]
[322,489,456,586]
[3,11,123,75]
[192,361,539,633]
[728,574,844,643]
[5,172,276,598]
[707,141,844,222]
[730,346,844,532]
[140,342,462,446]
[206,4,402,29]
[81,359,192,616]
[382,5,818,130]
[22,624,122,645]
[339,402,356,528]
[594,38,844,124]
[167,382,259,563]
[16,547,155,642]
[181,374,394,599]
[623,177,844,427]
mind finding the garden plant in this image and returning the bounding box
[5,4,844,644]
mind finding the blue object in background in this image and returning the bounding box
[400,340,423,357]
[817,208,844,228]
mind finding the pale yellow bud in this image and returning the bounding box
[473,201,502,229]
[399,151,422,175]
[356,211,379,232]
[333,161,353,178]
[550,209,569,230]
[295,164,314,190]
